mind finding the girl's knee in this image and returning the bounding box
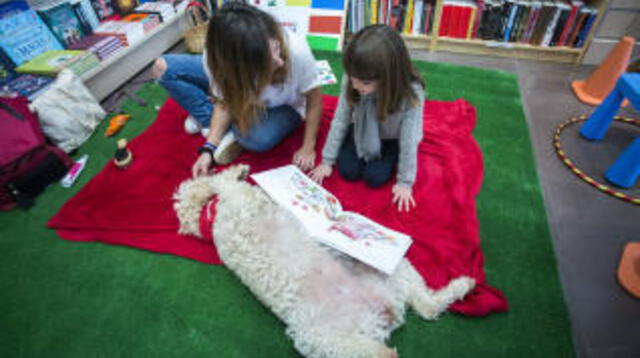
[337,161,361,181]
[151,58,167,79]
[362,167,392,188]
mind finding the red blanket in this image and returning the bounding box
[49,96,507,316]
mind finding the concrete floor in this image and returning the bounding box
[409,50,640,358]
[111,46,640,357]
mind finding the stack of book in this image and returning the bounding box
[68,34,123,61]
[16,50,100,77]
[94,21,145,46]
[122,13,161,34]
[134,2,176,22]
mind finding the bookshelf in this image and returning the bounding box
[346,0,612,64]
[82,9,188,101]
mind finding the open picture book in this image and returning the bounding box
[251,165,412,275]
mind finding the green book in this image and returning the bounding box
[16,50,88,76]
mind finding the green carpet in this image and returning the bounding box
[0,51,574,357]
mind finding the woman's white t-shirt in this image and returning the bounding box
[202,29,322,118]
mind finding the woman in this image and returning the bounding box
[152,2,323,176]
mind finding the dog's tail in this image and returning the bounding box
[173,176,217,238]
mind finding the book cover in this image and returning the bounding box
[252,165,413,275]
[90,0,115,20]
[0,47,16,86]
[1,74,53,100]
[38,2,86,48]
[0,9,64,66]
[16,50,87,76]
[0,0,29,20]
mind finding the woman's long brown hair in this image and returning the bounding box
[205,2,289,133]
[343,25,424,121]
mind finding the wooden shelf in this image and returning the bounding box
[432,37,582,63]
[82,10,189,102]
[348,0,611,64]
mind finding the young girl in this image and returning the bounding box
[310,25,425,212]
[152,2,323,176]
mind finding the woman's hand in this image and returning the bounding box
[392,184,416,212]
[293,146,316,171]
[309,163,333,184]
[192,153,213,177]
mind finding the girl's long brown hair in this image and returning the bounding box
[343,25,424,121]
[206,2,289,133]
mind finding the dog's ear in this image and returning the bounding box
[221,164,250,181]
[236,164,249,180]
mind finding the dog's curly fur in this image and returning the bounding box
[174,165,475,358]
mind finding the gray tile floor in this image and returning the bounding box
[113,46,639,358]
[409,51,640,358]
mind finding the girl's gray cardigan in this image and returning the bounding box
[321,78,425,188]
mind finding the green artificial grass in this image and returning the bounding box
[0,51,574,357]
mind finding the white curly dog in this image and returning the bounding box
[174,165,475,358]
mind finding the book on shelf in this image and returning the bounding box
[89,0,115,20]
[0,0,30,20]
[0,8,64,66]
[71,0,101,32]
[94,20,145,46]
[251,165,413,275]
[134,2,176,22]
[16,50,99,77]
[37,2,86,48]
[0,74,53,100]
[68,34,123,61]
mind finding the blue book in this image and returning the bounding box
[0,10,64,65]
[0,0,30,20]
[38,3,86,48]
[502,1,519,42]
[575,8,596,48]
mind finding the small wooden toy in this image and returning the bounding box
[105,113,131,137]
[114,138,133,169]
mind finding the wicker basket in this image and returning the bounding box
[184,3,210,53]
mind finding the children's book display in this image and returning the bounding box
[16,50,99,77]
[0,8,63,66]
[38,2,86,48]
[252,165,412,275]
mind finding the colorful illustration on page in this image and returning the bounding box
[328,214,398,247]
[290,171,340,219]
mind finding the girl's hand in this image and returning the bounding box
[392,184,416,212]
[310,163,333,184]
[293,146,316,171]
[192,153,213,178]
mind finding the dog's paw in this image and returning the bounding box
[448,276,476,300]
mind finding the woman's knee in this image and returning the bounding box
[151,58,167,79]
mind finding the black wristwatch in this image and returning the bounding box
[198,142,218,157]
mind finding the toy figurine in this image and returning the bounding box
[114,138,133,169]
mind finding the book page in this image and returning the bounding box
[251,165,342,237]
[321,211,412,275]
[252,165,413,275]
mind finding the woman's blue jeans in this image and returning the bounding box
[158,54,302,152]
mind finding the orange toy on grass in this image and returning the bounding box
[105,114,131,137]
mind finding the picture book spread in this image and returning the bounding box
[251,165,412,275]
